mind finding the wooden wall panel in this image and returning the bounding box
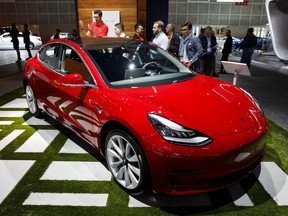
[78,0,138,37]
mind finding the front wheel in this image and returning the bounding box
[105,129,150,195]
[25,84,42,117]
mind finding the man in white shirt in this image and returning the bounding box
[152,20,168,50]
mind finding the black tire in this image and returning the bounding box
[25,84,42,117]
[105,129,150,195]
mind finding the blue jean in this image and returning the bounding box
[240,48,254,69]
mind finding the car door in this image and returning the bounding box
[34,43,65,116]
[36,43,100,145]
[50,44,101,146]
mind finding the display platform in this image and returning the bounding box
[0,88,288,215]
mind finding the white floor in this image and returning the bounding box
[23,193,109,207]
[0,160,35,204]
[129,196,151,207]
[0,98,28,109]
[23,117,51,126]
[0,121,14,125]
[0,111,27,117]
[1,127,288,207]
[40,161,111,181]
[1,97,288,208]
[59,138,89,154]
[15,130,59,153]
[0,129,25,151]
[228,183,254,207]
[258,162,288,206]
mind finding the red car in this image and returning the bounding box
[23,37,268,195]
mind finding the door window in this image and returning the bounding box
[38,43,60,69]
[60,45,93,84]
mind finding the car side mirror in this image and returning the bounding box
[61,73,85,85]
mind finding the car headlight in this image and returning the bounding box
[147,113,213,146]
[240,88,265,116]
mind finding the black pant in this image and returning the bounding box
[220,52,230,72]
[191,60,201,73]
[240,48,254,69]
[25,43,32,58]
[200,52,215,76]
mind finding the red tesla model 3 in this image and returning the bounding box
[23,37,268,195]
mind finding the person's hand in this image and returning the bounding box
[88,23,92,31]
[79,20,84,28]
[186,61,193,68]
[86,31,91,37]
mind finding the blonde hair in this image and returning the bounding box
[154,20,164,30]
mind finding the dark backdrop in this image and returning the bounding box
[146,0,169,41]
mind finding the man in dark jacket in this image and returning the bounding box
[23,24,32,60]
[10,23,21,63]
[165,23,180,58]
[178,22,203,72]
[220,30,232,73]
[53,29,60,39]
[199,26,217,76]
[240,27,257,69]
[132,23,145,41]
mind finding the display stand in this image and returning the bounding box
[221,61,251,85]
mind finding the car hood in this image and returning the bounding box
[114,75,263,135]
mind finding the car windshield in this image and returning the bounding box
[85,41,196,88]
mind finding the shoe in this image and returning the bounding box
[15,59,21,63]
[212,73,219,77]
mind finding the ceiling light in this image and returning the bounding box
[217,0,244,2]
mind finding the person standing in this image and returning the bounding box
[220,30,232,74]
[10,23,21,63]
[152,20,168,50]
[71,29,78,38]
[22,24,32,60]
[166,23,180,58]
[199,28,205,37]
[179,22,203,72]
[88,10,108,37]
[132,23,145,41]
[240,27,257,69]
[114,23,128,38]
[199,26,217,76]
[53,29,60,39]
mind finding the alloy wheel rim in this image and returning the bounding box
[106,135,141,189]
[26,86,37,114]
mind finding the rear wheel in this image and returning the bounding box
[105,129,150,195]
[25,84,42,117]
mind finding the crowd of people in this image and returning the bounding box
[11,9,258,73]
[10,23,32,63]
[76,10,258,76]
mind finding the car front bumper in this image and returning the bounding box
[143,121,268,195]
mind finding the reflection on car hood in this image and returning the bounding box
[117,75,262,135]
